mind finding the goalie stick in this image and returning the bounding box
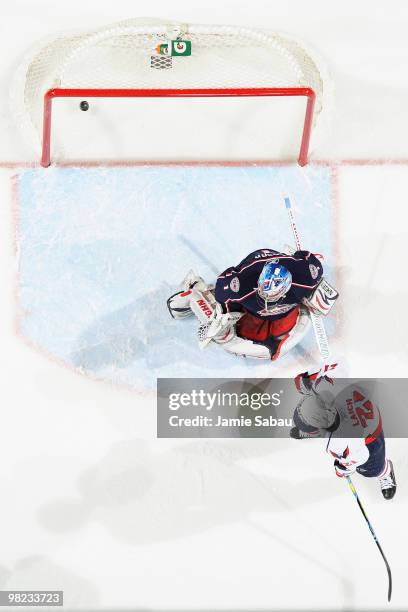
[284,197,330,361]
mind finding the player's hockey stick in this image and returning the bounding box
[284,197,330,361]
[346,476,392,602]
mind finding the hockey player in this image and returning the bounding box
[290,367,397,500]
[168,248,337,360]
[213,248,324,359]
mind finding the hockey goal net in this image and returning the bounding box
[11,18,329,166]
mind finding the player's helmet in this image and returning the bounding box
[294,393,338,434]
[257,262,292,305]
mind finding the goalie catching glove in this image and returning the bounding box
[294,363,338,394]
[334,459,356,478]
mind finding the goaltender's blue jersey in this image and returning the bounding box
[215,248,323,320]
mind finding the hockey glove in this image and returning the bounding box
[294,364,337,395]
[334,459,356,478]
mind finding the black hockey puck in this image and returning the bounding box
[79,100,89,111]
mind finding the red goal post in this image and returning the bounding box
[41,86,316,167]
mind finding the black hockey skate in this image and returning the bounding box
[289,426,319,439]
[290,426,303,439]
[379,460,396,500]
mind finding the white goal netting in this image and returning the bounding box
[11,18,331,159]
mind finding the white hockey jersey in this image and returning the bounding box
[325,384,383,469]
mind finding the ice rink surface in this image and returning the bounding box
[1,1,408,610]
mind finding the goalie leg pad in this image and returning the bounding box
[271,307,311,361]
[221,307,310,360]
[222,336,272,359]
[181,269,210,293]
[190,286,217,324]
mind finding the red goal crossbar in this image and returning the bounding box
[41,87,316,167]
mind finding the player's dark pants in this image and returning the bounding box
[356,433,386,478]
[236,307,299,358]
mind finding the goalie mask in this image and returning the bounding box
[257,262,292,307]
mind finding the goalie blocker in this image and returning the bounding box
[304,277,339,315]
